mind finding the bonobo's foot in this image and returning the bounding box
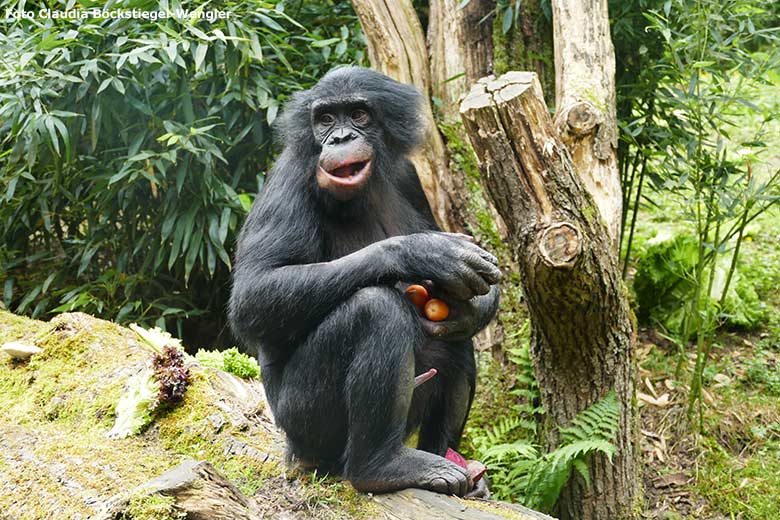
[349,447,471,496]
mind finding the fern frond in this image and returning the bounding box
[560,391,619,444]
[482,441,538,464]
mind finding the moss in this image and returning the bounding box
[439,121,505,253]
[295,470,376,519]
[122,494,184,520]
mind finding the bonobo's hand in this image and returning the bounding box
[420,295,488,341]
[384,232,501,301]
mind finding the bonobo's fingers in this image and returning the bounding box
[461,258,492,296]
[420,318,471,341]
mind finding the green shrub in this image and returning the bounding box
[634,228,765,335]
[0,0,366,340]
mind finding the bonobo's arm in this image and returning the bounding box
[231,231,500,348]
[230,191,500,353]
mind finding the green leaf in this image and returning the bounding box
[5,176,18,201]
[311,38,340,48]
[194,42,208,72]
[3,278,14,309]
[258,14,284,32]
[266,100,279,125]
[43,117,60,155]
[20,52,36,69]
[184,225,204,282]
[107,370,159,439]
[218,207,230,243]
[165,41,178,62]
[112,78,125,94]
[502,6,513,34]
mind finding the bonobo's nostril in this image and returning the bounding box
[328,129,356,145]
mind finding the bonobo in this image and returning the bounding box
[229,67,500,496]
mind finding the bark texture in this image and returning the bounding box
[460,72,638,520]
[551,0,621,245]
[427,0,494,121]
[350,0,455,230]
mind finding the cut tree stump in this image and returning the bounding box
[460,72,638,520]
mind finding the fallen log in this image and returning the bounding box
[0,310,554,520]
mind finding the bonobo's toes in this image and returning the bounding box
[425,460,470,496]
[348,447,472,496]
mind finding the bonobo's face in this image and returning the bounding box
[312,96,375,201]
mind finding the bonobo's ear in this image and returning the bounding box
[371,79,425,155]
[274,88,317,153]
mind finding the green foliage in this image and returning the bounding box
[0,0,367,337]
[743,355,780,396]
[472,392,620,512]
[617,0,780,419]
[195,347,259,378]
[634,227,766,333]
[504,321,542,436]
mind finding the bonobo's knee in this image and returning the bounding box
[349,286,416,326]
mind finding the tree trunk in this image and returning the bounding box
[460,72,638,520]
[427,0,494,121]
[350,0,457,231]
[551,0,621,246]
[492,0,554,103]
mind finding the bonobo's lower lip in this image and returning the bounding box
[317,159,372,188]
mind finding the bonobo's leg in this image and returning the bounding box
[414,340,476,455]
[275,286,471,495]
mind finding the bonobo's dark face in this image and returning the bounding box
[312,96,375,201]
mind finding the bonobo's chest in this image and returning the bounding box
[322,216,400,260]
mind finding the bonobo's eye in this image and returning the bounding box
[351,109,370,125]
[318,113,335,126]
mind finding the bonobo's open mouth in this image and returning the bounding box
[316,154,373,200]
[318,159,372,186]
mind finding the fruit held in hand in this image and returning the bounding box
[405,284,430,310]
[424,298,450,322]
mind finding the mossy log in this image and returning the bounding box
[0,310,553,520]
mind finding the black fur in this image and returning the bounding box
[229,67,500,496]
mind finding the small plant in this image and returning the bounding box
[195,347,259,379]
[744,356,780,396]
[472,392,620,512]
[107,325,192,438]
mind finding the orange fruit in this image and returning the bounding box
[424,298,449,322]
[405,284,430,310]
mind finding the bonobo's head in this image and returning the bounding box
[277,67,425,202]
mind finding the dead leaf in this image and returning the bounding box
[653,472,689,489]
